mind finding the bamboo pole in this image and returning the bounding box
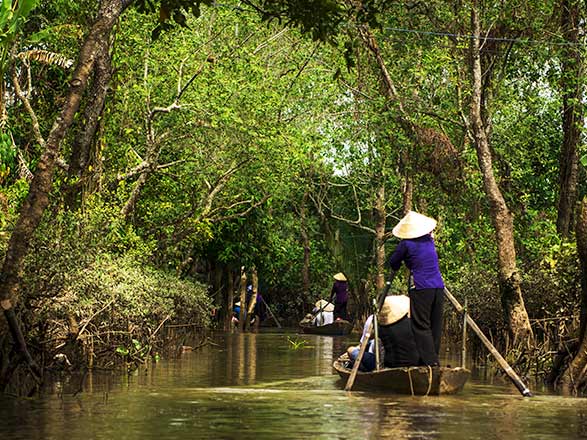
[260,296,282,328]
[444,287,532,397]
[461,297,467,369]
[373,299,380,371]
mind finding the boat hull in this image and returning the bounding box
[333,357,470,395]
[299,320,353,336]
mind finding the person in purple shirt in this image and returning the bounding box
[330,272,349,321]
[388,211,445,366]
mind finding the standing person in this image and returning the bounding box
[252,291,267,326]
[388,211,445,366]
[330,272,349,321]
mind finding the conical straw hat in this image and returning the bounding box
[314,299,335,312]
[333,272,347,281]
[378,295,410,325]
[392,211,437,239]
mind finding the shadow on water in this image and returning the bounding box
[2,330,587,440]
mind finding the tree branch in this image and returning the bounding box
[198,159,250,219]
[210,194,270,223]
[11,66,46,149]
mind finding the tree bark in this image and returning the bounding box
[64,38,114,210]
[225,267,235,331]
[238,268,247,332]
[556,0,583,237]
[402,174,412,214]
[120,158,155,219]
[469,4,533,346]
[560,197,587,392]
[374,185,386,294]
[212,261,223,324]
[300,189,311,301]
[576,197,587,347]
[0,0,130,377]
[245,268,258,332]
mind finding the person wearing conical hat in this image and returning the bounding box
[330,272,349,321]
[378,295,419,368]
[312,299,334,326]
[388,211,445,366]
[346,295,418,371]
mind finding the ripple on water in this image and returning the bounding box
[2,331,587,439]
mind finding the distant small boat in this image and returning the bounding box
[299,319,353,336]
[333,355,470,395]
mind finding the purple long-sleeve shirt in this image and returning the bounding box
[388,234,444,290]
[331,280,348,303]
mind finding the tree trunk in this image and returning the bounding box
[560,197,587,392]
[64,38,114,210]
[402,174,412,214]
[576,197,587,346]
[300,190,311,301]
[356,277,371,327]
[556,0,583,237]
[0,0,130,376]
[245,268,258,333]
[469,4,533,346]
[120,165,152,219]
[374,185,386,294]
[212,261,223,324]
[225,267,234,331]
[238,268,247,332]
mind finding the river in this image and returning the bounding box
[1,330,587,439]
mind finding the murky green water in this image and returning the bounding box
[1,331,587,439]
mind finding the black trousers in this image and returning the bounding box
[409,288,444,365]
[334,302,347,320]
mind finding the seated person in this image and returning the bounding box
[378,295,420,368]
[231,301,241,325]
[347,295,419,371]
[312,299,334,326]
[300,313,314,325]
[347,314,376,372]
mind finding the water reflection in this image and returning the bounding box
[1,330,587,440]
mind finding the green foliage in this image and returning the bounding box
[287,335,307,350]
[0,129,15,184]
[2,0,585,374]
[0,197,212,369]
[0,0,39,71]
[145,0,345,42]
[0,178,28,234]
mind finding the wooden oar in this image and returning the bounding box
[444,287,533,397]
[345,271,395,391]
[260,296,282,328]
[373,298,380,370]
[311,299,333,326]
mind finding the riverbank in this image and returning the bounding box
[0,247,212,396]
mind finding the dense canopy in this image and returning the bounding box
[0,0,585,395]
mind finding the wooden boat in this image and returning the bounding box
[299,319,353,336]
[333,355,470,395]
